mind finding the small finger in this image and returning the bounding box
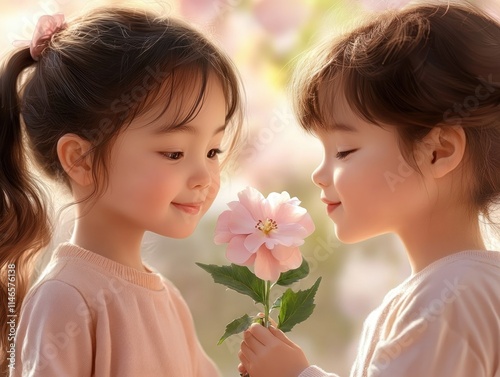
[247,323,275,345]
[268,326,295,347]
[239,340,256,360]
[238,349,251,375]
[237,362,247,374]
[242,331,267,355]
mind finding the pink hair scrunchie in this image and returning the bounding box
[29,14,67,61]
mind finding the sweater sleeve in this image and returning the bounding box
[163,279,221,377]
[10,280,94,377]
[367,316,486,376]
[304,256,499,377]
[366,267,496,377]
[299,365,339,377]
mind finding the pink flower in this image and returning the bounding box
[214,187,315,281]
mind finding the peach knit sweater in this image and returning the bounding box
[10,243,220,377]
[300,250,500,377]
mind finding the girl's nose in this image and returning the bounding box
[311,161,331,188]
[188,161,213,190]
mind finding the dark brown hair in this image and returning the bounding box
[293,2,500,221]
[0,7,242,372]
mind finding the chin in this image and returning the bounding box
[335,226,390,244]
[334,227,370,244]
[153,224,198,239]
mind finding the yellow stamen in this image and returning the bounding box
[255,218,278,235]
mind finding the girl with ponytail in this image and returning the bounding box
[0,7,242,377]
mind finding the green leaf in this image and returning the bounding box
[217,314,253,345]
[276,258,310,286]
[277,277,321,333]
[196,263,266,304]
[271,296,282,310]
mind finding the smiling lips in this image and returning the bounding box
[172,202,203,215]
[321,198,341,213]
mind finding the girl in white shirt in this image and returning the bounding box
[238,2,500,377]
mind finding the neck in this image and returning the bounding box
[397,205,486,273]
[70,205,146,272]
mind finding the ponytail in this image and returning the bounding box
[0,48,52,375]
[0,8,245,372]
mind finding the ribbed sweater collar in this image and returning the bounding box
[53,242,164,291]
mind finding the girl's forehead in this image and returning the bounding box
[314,94,395,139]
[128,74,223,132]
[317,85,360,125]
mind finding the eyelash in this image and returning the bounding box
[207,148,224,159]
[336,149,357,160]
[161,148,224,160]
[162,152,183,160]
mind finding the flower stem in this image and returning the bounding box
[264,280,271,328]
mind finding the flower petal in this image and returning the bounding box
[238,187,266,220]
[269,244,295,261]
[253,246,282,281]
[241,253,256,267]
[244,231,267,253]
[266,191,291,205]
[272,245,303,270]
[298,212,315,235]
[264,238,280,249]
[228,203,258,234]
[266,223,307,247]
[226,235,254,265]
[214,210,234,244]
[286,196,301,206]
[273,202,307,224]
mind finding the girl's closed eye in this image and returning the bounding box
[336,149,358,160]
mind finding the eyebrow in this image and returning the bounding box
[331,123,358,133]
[154,124,227,136]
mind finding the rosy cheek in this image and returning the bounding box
[333,167,352,196]
[207,169,221,203]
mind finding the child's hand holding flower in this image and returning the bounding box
[197,187,321,346]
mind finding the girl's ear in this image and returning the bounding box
[57,134,93,186]
[418,126,467,179]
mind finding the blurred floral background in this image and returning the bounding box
[2,0,499,375]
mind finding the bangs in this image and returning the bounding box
[135,65,212,132]
[291,36,379,134]
[129,63,237,132]
[120,57,242,168]
[291,5,442,134]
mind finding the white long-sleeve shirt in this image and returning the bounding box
[300,250,500,377]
